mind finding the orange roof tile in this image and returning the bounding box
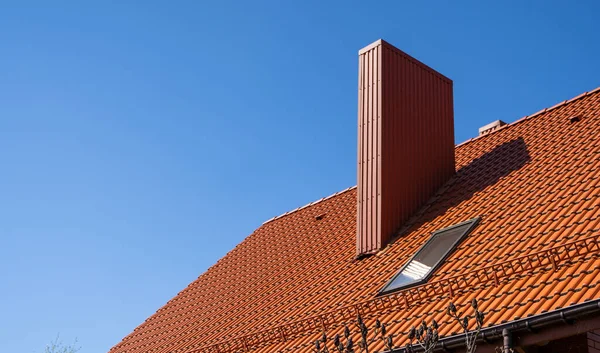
[109,87,600,353]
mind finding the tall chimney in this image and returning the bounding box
[357,39,455,256]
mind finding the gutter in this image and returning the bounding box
[393,299,600,353]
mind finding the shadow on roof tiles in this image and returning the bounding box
[391,137,531,242]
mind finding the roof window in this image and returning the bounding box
[379,217,480,295]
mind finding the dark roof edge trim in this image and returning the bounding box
[391,299,600,353]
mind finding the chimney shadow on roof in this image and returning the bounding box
[393,136,531,239]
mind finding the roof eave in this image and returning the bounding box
[391,299,600,353]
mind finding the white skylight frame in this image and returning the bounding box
[378,217,481,296]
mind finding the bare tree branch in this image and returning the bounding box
[44,335,81,353]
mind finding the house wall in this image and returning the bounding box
[588,329,600,353]
[535,333,587,353]
[516,332,592,353]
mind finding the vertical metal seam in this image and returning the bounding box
[376,45,382,248]
[366,49,371,250]
[357,53,363,254]
[371,47,377,249]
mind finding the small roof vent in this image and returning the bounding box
[479,120,507,136]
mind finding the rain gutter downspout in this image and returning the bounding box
[502,329,512,353]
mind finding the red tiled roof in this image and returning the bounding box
[109,87,600,353]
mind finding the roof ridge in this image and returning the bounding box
[261,185,356,225]
[456,85,600,148]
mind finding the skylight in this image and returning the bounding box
[379,217,480,295]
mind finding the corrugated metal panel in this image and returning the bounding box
[357,39,455,255]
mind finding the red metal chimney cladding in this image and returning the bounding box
[357,39,455,255]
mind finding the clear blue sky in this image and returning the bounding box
[0,1,598,352]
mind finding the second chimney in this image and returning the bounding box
[357,40,455,256]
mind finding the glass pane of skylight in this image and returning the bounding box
[381,219,478,293]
